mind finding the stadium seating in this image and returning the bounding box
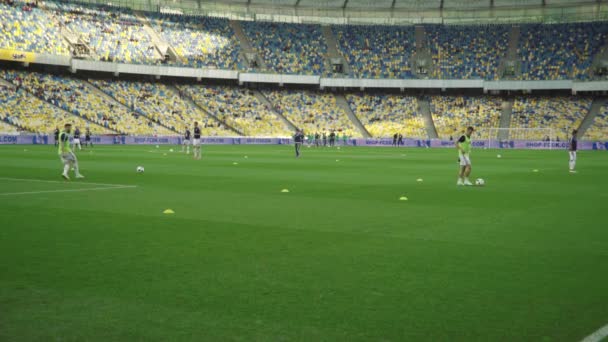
[345,94,426,138]
[426,25,509,80]
[263,90,357,136]
[333,25,415,79]
[147,13,241,70]
[0,83,111,134]
[0,70,171,135]
[178,85,290,136]
[430,96,502,139]
[242,21,327,75]
[0,119,18,133]
[583,105,608,141]
[518,23,608,80]
[90,79,233,136]
[0,2,70,55]
[510,96,592,140]
[50,1,158,63]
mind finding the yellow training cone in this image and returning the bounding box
[416,178,423,182]
[399,196,408,201]
[281,189,290,193]
[163,209,175,214]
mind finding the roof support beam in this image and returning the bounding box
[391,0,396,9]
[343,0,349,9]
[295,0,302,7]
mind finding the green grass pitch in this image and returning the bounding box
[1,144,607,341]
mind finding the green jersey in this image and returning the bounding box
[58,131,72,155]
[458,134,471,154]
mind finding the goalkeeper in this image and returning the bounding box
[58,123,84,180]
[456,126,474,186]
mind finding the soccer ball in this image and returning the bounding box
[475,178,485,186]
[136,166,145,173]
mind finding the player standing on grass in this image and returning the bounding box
[192,122,201,160]
[72,127,82,151]
[294,129,304,158]
[59,123,84,180]
[569,129,578,173]
[53,127,59,147]
[84,128,92,148]
[456,126,475,186]
[182,127,191,154]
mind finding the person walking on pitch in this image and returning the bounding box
[84,128,92,148]
[58,123,84,180]
[294,129,304,157]
[192,122,202,160]
[72,127,82,151]
[457,126,475,186]
[53,127,59,147]
[569,129,578,173]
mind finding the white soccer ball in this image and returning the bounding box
[497,154,502,158]
[136,166,145,173]
[475,178,485,186]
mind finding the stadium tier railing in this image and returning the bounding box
[2,49,608,91]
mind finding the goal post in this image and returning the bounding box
[484,128,556,149]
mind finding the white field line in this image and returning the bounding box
[0,177,134,187]
[581,324,608,342]
[0,185,136,196]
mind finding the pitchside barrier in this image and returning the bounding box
[0,134,606,150]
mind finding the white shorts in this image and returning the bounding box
[60,151,77,164]
[192,138,201,146]
[183,139,191,145]
[73,138,80,144]
[459,154,471,166]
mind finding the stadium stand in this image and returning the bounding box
[0,1,70,55]
[518,23,608,80]
[430,96,503,139]
[510,96,592,140]
[426,24,510,80]
[50,1,158,63]
[345,94,426,138]
[263,90,357,136]
[147,13,242,70]
[333,25,415,79]
[0,70,172,135]
[0,119,19,133]
[242,21,327,75]
[0,83,111,134]
[89,79,232,136]
[583,104,608,141]
[178,85,290,136]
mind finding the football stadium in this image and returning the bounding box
[1,0,608,340]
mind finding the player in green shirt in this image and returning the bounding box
[456,126,474,186]
[58,123,84,180]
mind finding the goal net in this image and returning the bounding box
[485,128,556,149]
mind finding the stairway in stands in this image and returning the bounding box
[498,25,522,78]
[252,90,297,131]
[83,80,176,133]
[413,26,434,78]
[579,98,607,138]
[172,85,244,136]
[417,97,438,139]
[229,21,267,70]
[497,98,514,140]
[335,94,371,138]
[320,25,350,76]
[133,12,178,62]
